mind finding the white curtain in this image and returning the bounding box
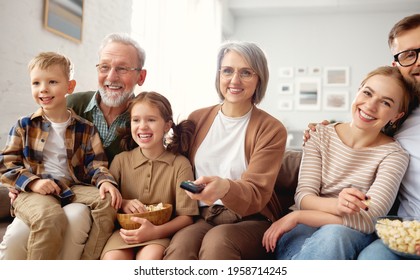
[131,0,222,121]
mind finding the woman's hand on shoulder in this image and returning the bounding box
[183,176,230,205]
[303,120,330,143]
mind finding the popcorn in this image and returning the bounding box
[362,198,371,207]
[145,202,164,212]
[376,218,420,255]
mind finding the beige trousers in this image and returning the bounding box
[164,206,272,260]
[10,185,116,259]
[0,203,92,259]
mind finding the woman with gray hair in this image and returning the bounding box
[164,41,287,260]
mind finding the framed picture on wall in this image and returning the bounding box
[296,67,307,76]
[278,99,293,111]
[324,67,350,86]
[278,67,294,78]
[323,91,349,111]
[309,66,322,75]
[278,82,294,95]
[295,78,321,111]
[44,0,84,43]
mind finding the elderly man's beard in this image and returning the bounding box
[405,76,420,112]
[98,87,134,107]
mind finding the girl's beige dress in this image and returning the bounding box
[101,148,199,257]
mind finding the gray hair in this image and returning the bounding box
[98,33,146,69]
[215,41,269,104]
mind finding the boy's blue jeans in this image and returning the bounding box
[275,224,376,260]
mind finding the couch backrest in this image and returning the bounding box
[274,149,302,218]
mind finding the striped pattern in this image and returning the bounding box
[0,108,116,193]
[295,124,409,233]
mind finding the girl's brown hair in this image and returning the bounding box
[119,91,195,156]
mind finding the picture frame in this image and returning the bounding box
[309,66,322,75]
[295,77,321,111]
[278,82,294,95]
[278,99,293,111]
[278,67,294,78]
[296,67,307,76]
[324,67,350,86]
[44,0,84,43]
[323,91,349,111]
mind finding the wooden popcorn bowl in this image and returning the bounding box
[117,203,173,230]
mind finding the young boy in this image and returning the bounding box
[0,52,122,259]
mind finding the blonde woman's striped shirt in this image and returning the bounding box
[295,123,409,233]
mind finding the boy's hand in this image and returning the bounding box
[8,188,19,204]
[28,179,61,195]
[303,120,330,143]
[99,182,122,209]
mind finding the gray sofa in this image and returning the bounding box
[0,149,303,245]
[0,186,12,243]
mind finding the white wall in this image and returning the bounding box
[0,0,133,147]
[226,11,420,135]
[1,2,419,149]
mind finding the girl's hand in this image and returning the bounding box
[121,199,147,214]
[119,217,157,244]
[337,187,370,216]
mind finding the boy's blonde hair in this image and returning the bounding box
[28,52,74,80]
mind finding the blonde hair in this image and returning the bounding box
[360,66,410,135]
[28,52,74,80]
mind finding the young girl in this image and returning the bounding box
[262,66,411,259]
[101,91,199,260]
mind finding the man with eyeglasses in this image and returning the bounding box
[357,13,420,259]
[1,33,147,260]
[68,33,147,163]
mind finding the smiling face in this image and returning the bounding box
[30,64,75,116]
[130,101,171,159]
[391,26,420,93]
[219,50,258,113]
[352,74,405,132]
[97,42,146,108]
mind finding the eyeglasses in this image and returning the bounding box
[96,64,141,75]
[393,47,420,67]
[219,66,257,81]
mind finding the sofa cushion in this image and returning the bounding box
[274,149,302,217]
[0,185,11,220]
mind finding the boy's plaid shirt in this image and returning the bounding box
[0,108,117,193]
